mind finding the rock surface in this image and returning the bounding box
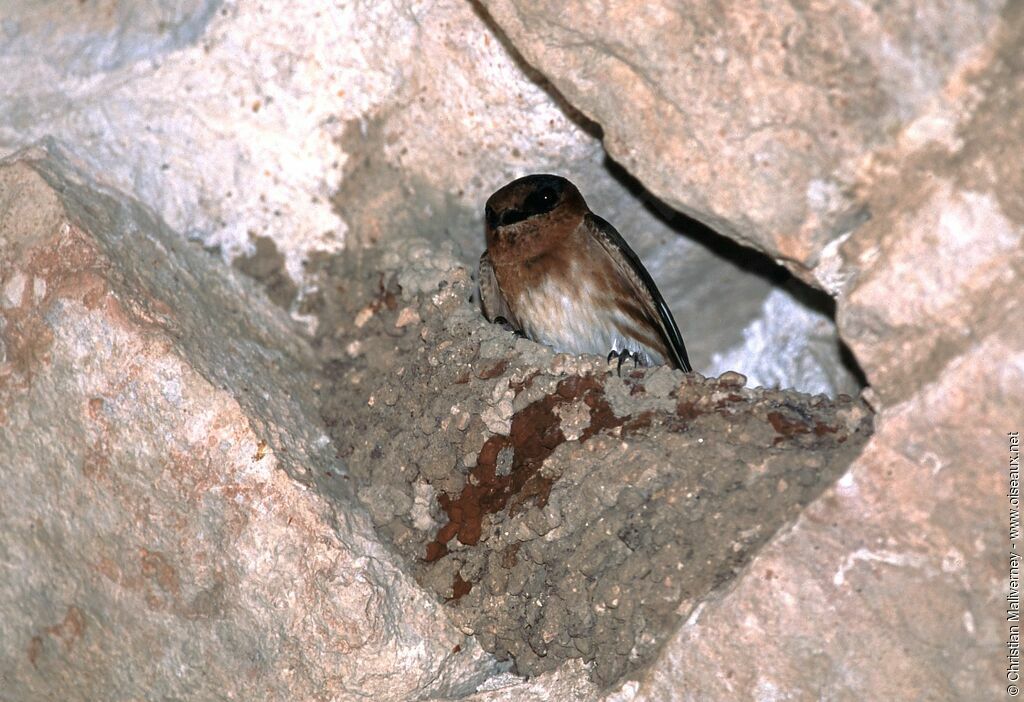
[479,0,1005,275]
[504,5,1021,700]
[459,2,1021,699]
[0,145,500,701]
[0,1,1020,700]
[0,0,863,395]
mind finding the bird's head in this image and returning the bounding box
[484,174,588,257]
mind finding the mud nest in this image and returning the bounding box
[309,239,873,686]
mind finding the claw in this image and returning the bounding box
[608,349,645,377]
[607,349,632,377]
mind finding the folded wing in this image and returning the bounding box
[478,251,519,330]
[586,214,693,372]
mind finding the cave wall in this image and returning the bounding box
[1,1,1021,700]
[0,0,869,395]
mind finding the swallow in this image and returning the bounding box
[478,174,692,373]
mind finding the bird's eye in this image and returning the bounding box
[523,186,560,216]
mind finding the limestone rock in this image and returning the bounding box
[0,0,221,76]
[0,0,598,278]
[0,144,500,701]
[478,0,1005,273]
[614,8,1024,701]
[839,11,1024,405]
[630,331,1015,701]
[0,0,862,395]
[1,1,1019,700]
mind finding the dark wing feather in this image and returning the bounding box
[477,251,519,329]
[586,214,693,372]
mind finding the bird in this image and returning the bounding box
[477,174,692,373]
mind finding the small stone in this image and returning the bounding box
[717,371,747,387]
[395,306,420,327]
[354,305,375,328]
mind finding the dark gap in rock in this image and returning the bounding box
[602,154,870,392]
[838,335,869,390]
[604,156,789,286]
[782,281,871,391]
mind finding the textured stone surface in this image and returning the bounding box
[609,6,1023,701]
[840,16,1024,405]
[0,0,222,76]
[631,334,1015,701]
[479,0,1005,274]
[0,0,862,395]
[0,1,1019,700]
[0,144,501,701]
[0,0,605,276]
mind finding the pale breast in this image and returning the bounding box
[511,262,666,365]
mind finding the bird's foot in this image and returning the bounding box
[606,349,641,377]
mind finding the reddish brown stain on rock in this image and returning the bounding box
[1,224,117,401]
[767,410,839,445]
[675,399,703,422]
[767,410,806,440]
[450,573,473,601]
[813,422,838,436]
[87,397,105,419]
[81,439,111,481]
[29,605,87,665]
[425,541,448,561]
[476,359,509,380]
[47,606,86,650]
[510,370,539,394]
[140,549,181,604]
[426,375,625,561]
[622,410,656,436]
[2,313,55,385]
